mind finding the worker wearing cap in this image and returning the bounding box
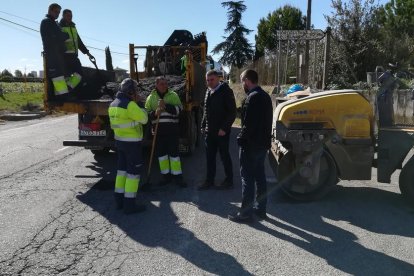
[145,76,186,188]
[109,78,148,214]
[59,9,94,92]
[40,3,70,98]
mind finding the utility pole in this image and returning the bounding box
[276,14,282,94]
[303,0,312,85]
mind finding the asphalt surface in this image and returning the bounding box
[0,115,413,275]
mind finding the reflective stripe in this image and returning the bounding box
[111,122,137,129]
[124,192,137,198]
[52,76,69,95]
[115,136,142,142]
[159,155,170,174]
[152,118,179,124]
[175,106,180,114]
[170,156,182,175]
[115,173,127,190]
[67,72,82,89]
[114,188,125,193]
[127,173,140,180]
[117,170,127,176]
[125,174,140,195]
[65,50,76,53]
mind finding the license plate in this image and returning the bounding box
[80,130,107,136]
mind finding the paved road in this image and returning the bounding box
[0,115,413,275]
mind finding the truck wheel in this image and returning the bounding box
[399,158,414,206]
[277,150,338,201]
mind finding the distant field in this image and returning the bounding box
[0,82,44,112]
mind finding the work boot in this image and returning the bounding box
[254,208,268,221]
[174,174,187,188]
[214,178,233,190]
[197,180,214,191]
[114,193,124,210]
[123,198,146,215]
[158,173,172,186]
[228,211,253,223]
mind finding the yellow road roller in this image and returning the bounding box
[269,90,414,203]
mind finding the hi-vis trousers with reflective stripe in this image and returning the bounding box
[157,135,182,175]
[114,141,143,199]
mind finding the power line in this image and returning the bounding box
[0,10,39,24]
[0,16,129,56]
[0,10,129,50]
[0,16,39,32]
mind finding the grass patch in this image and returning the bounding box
[0,91,44,112]
[0,82,44,112]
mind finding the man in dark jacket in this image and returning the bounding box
[59,9,94,92]
[228,69,273,223]
[199,70,236,190]
[40,3,70,98]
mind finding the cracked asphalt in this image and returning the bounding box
[0,115,413,275]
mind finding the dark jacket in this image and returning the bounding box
[238,86,273,149]
[202,82,236,135]
[40,14,68,56]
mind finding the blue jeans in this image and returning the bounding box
[239,146,268,215]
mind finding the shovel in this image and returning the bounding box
[89,56,112,99]
[141,112,160,191]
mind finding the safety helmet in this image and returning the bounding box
[287,84,304,95]
[120,78,138,95]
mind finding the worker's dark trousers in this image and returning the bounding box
[156,134,182,175]
[205,132,233,183]
[45,52,69,97]
[63,54,83,90]
[239,145,268,216]
[64,54,83,76]
[115,141,142,197]
[377,91,394,127]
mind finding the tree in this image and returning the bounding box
[105,46,114,71]
[374,0,414,66]
[255,5,306,57]
[14,70,23,78]
[212,1,254,69]
[325,0,381,84]
[1,69,13,77]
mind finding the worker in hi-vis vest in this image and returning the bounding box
[145,76,187,188]
[59,9,94,92]
[40,3,70,98]
[109,78,148,214]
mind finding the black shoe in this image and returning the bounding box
[158,173,172,186]
[197,181,213,191]
[228,212,253,223]
[214,179,233,190]
[140,183,152,192]
[254,209,268,220]
[114,193,124,210]
[123,198,146,215]
[174,175,187,188]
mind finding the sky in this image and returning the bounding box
[0,0,386,75]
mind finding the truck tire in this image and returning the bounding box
[399,158,414,206]
[277,150,338,201]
